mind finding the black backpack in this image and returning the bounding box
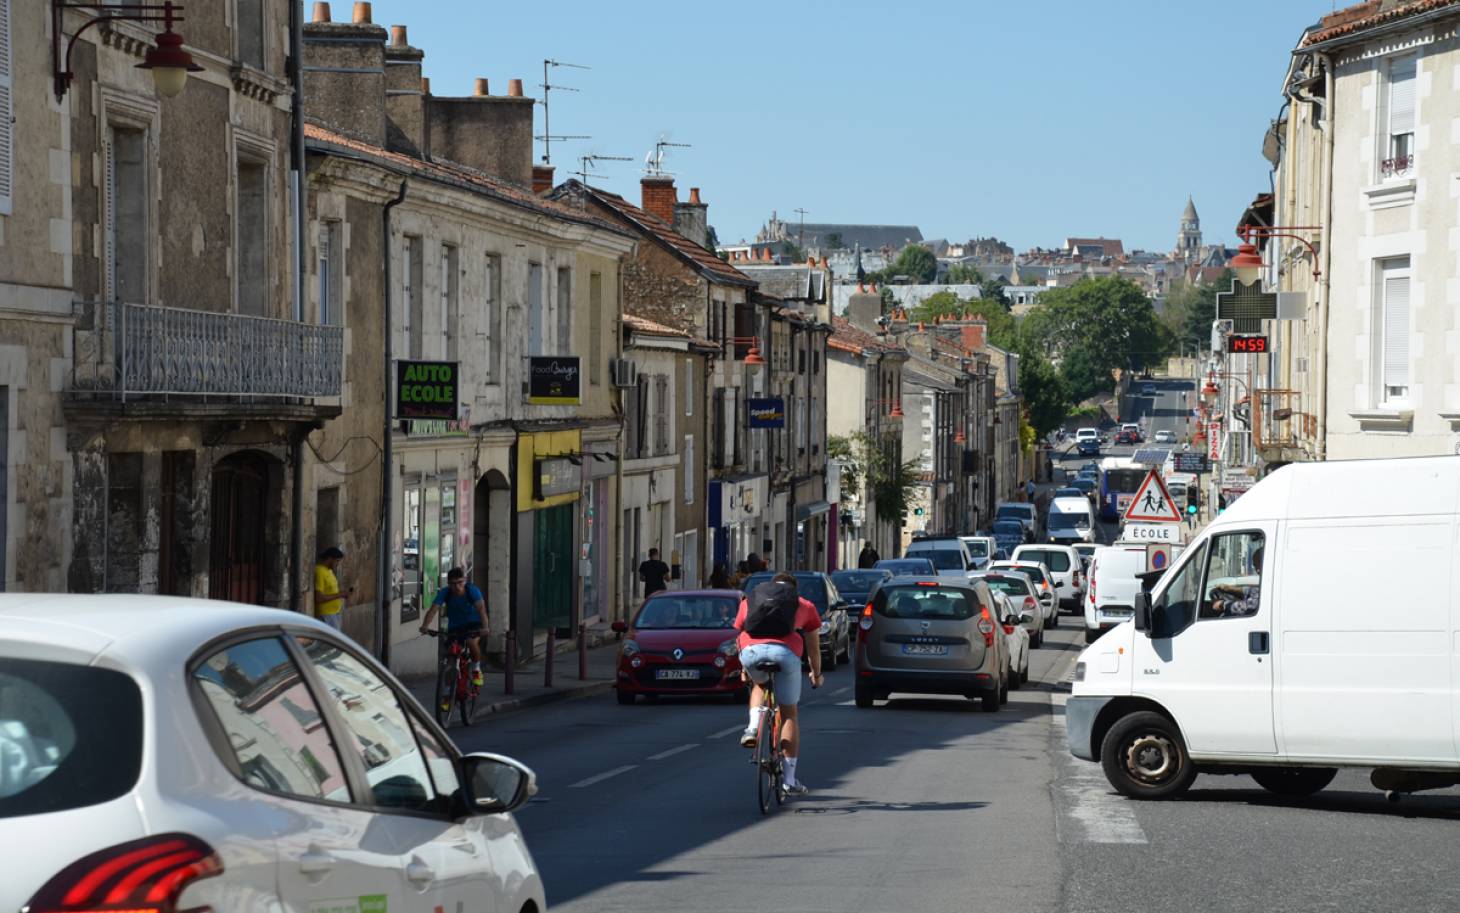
[744,581,800,638]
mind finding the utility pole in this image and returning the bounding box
[537,58,590,165]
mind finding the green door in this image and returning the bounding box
[532,504,575,629]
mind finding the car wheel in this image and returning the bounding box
[854,679,875,708]
[615,689,636,705]
[1100,711,1196,800]
[979,687,1000,712]
[824,645,838,672]
[1250,767,1338,797]
[1048,610,1059,630]
[1085,628,1100,645]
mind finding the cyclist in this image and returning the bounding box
[734,573,823,795]
[418,567,487,687]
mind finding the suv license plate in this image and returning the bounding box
[655,669,699,680]
[902,644,949,656]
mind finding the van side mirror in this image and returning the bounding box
[1133,592,1152,634]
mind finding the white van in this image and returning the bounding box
[1082,545,1144,645]
[1045,496,1095,545]
[1068,456,1460,802]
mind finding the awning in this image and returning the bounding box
[795,500,832,521]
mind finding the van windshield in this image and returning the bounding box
[1047,512,1090,531]
[1017,550,1071,572]
[963,540,990,557]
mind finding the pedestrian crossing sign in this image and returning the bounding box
[1123,469,1183,523]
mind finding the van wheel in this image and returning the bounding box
[1084,628,1100,645]
[854,680,875,708]
[1250,767,1337,797]
[1100,711,1196,800]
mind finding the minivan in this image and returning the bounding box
[1068,456,1460,802]
[1045,496,1095,545]
[1082,545,1145,644]
[1011,543,1083,615]
[903,536,977,583]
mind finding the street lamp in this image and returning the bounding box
[53,1,202,102]
[727,336,765,366]
[1229,242,1264,286]
[1201,375,1220,408]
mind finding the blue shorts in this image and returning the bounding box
[738,643,803,706]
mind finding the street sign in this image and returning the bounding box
[1124,522,1181,544]
[395,360,459,420]
[1173,451,1209,474]
[1207,422,1222,462]
[747,397,786,429]
[1216,279,1277,334]
[527,356,582,405]
[1123,469,1183,523]
[1146,543,1173,573]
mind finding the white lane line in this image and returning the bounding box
[831,686,851,696]
[647,743,698,761]
[708,724,743,739]
[568,765,637,789]
[1050,695,1148,845]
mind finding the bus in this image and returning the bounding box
[1098,456,1145,522]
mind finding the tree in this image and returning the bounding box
[828,431,921,522]
[1164,269,1229,352]
[1019,276,1173,400]
[778,239,806,262]
[909,290,966,323]
[943,262,984,285]
[1016,352,1072,437]
[980,275,1010,309]
[880,244,938,284]
[705,224,721,254]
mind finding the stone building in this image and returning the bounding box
[764,301,832,572]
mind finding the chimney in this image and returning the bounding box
[383,24,425,156]
[674,186,709,246]
[302,1,388,145]
[426,77,534,186]
[641,175,676,224]
[961,319,988,352]
[532,164,555,195]
[845,285,883,333]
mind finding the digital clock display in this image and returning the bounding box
[1227,335,1269,354]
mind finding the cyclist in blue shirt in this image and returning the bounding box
[419,567,488,685]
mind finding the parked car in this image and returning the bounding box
[958,535,997,571]
[853,579,1008,711]
[990,560,1057,622]
[874,557,938,578]
[973,569,1046,648]
[0,595,545,913]
[1082,545,1146,644]
[995,502,1041,541]
[830,568,894,608]
[612,589,748,704]
[1012,543,1085,615]
[1154,429,1177,444]
[738,572,852,670]
[904,535,978,582]
[1044,496,1096,546]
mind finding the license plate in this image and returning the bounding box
[655,669,699,680]
[902,644,949,656]
[1104,608,1133,617]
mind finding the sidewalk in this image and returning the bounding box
[402,624,622,719]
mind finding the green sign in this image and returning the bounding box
[396,360,458,420]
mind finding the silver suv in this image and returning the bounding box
[853,579,1009,712]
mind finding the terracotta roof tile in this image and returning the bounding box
[623,313,689,337]
[829,317,901,356]
[1304,0,1460,44]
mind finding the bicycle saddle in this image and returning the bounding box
[752,660,783,672]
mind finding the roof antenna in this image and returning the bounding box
[644,135,692,175]
[575,153,633,186]
[537,58,591,165]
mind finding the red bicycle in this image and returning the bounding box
[425,629,479,727]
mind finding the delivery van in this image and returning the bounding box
[1083,546,1145,644]
[1067,456,1460,802]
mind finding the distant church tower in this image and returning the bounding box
[1176,196,1202,263]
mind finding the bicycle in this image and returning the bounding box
[747,659,787,814]
[424,629,479,728]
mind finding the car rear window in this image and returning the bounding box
[0,659,143,819]
[962,540,990,557]
[996,505,1031,521]
[908,547,964,570]
[831,570,889,592]
[876,587,978,620]
[981,575,1031,597]
[999,564,1047,583]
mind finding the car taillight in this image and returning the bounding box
[27,833,222,913]
[976,607,995,647]
[858,603,874,639]
[1023,596,1037,611]
[1002,623,1016,635]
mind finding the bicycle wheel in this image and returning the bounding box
[436,664,457,727]
[771,710,785,806]
[458,671,478,728]
[755,703,778,815]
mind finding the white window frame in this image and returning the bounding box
[440,244,458,361]
[1375,256,1411,407]
[683,433,694,504]
[317,220,342,326]
[588,272,602,386]
[403,235,423,359]
[556,266,572,356]
[527,262,544,357]
[483,253,501,383]
[684,357,693,417]
[1380,54,1416,181]
[233,128,277,317]
[0,0,12,215]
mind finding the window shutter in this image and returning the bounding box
[1382,273,1410,387]
[683,435,694,504]
[654,374,669,455]
[104,135,116,300]
[1389,57,1416,136]
[0,0,11,215]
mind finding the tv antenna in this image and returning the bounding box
[794,208,809,249]
[575,153,633,185]
[644,136,692,175]
[537,58,591,165]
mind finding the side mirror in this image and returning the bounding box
[1133,592,1153,634]
[461,752,537,815]
[610,620,628,634]
[1020,613,1035,624]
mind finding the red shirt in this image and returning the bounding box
[733,596,822,658]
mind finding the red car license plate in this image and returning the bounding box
[655,669,699,680]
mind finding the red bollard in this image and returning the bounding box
[578,622,588,681]
[544,627,555,688]
[503,629,515,695]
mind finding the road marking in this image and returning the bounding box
[708,724,743,739]
[567,765,637,788]
[647,743,697,761]
[1050,695,1148,845]
[831,686,850,696]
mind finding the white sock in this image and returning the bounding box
[783,756,799,786]
[748,705,766,730]
[471,661,481,671]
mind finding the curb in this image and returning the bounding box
[472,680,616,717]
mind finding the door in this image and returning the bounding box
[1132,526,1276,755]
[533,503,574,629]
[209,453,270,604]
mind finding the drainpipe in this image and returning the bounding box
[287,1,307,613]
[1316,52,1335,461]
[379,180,408,665]
[613,266,627,619]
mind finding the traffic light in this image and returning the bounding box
[913,507,925,516]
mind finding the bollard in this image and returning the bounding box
[578,622,588,681]
[544,627,555,688]
[503,629,515,695]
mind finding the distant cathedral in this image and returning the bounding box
[1175,196,1202,264]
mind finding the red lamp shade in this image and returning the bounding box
[889,400,904,419]
[743,341,765,366]
[138,27,203,98]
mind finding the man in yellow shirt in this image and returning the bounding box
[314,546,352,630]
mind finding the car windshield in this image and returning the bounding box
[634,595,739,629]
[910,548,965,570]
[876,586,977,620]
[993,521,1023,537]
[875,559,934,576]
[741,573,828,613]
[981,575,1031,596]
[963,540,990,557]
[1054,488,1082,499]
[830,570,888,593]
[998,564,1046,584]
[996,506,1029,521]
[1047,512,1090,531]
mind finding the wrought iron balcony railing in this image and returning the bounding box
[72,301,343,400]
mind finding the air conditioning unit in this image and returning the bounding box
[610,358,638,388]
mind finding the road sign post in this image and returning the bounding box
[1146,543,1173,573]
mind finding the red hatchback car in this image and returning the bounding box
[612,589,748,704]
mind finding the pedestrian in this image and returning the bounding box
[313,546,353,630]
[1024,479,1035,502]
[638,548,671,597]
[708,562,731,589]
[747,552,766,573]
[731,559,751,588]
[857,541,880,569]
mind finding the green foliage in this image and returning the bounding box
[980,275,1009,308]
[705,224,721,253]
[943,262,984,285]
[1162,269,1230,351]
[909,290,966,323]
[825,232,844,250]
[1018,414,1037,456]
[1015,352,1071,438]
[1020,277,1173,401]
[778,239,807,262]
[830,431,921,522]
[878,244,938,284]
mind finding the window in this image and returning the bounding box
[1377,257,1410,404]
[483,253,500,382]
[440,245,458,360]
[588,272,603,385]
[107,126,148,303]
[1198,531,1265,620]
[683,434,694,504]
[0,0,12,215]
[236,159,267,316]
[733,304,755,359]
[728,388,741,466]
[684,358,693,417]
[556,267,572,355]
[317,221,341,325]
[406,714,459,801]
[403,236,423,359]
[654,374,670,456]
[236,0,264,69]
[528,262,544,356]
[191,638,350,803]
[1151,543,1207,638]
[296,638,445,813]
[1382,55,1415,178]
[712,389,725,468]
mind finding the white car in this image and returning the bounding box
[990,560,1057,624]
[1084,546,1146,643]
[1011,543,1085,613]
[959,535,997,570]
[0,595,546,913]
[992,592,1031,688]
[904,536,978,583]
[975,569,1046,648]
[1154,429,1177,444]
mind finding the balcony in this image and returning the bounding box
[1252,389,1316,463]
[68,302,343,418]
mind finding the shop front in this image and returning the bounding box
[709,474,767,572]
[515,429,582,661]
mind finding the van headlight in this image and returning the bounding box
[1074,661,1086,682]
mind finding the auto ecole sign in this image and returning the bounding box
[395,360,458,420]
[1123,469,1183,523]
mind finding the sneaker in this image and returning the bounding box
[439,700,451,713]
[781,782,810,797]
[739,727,758,748]
[471,668,484,687]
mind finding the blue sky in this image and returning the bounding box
[361,0,1336,254]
